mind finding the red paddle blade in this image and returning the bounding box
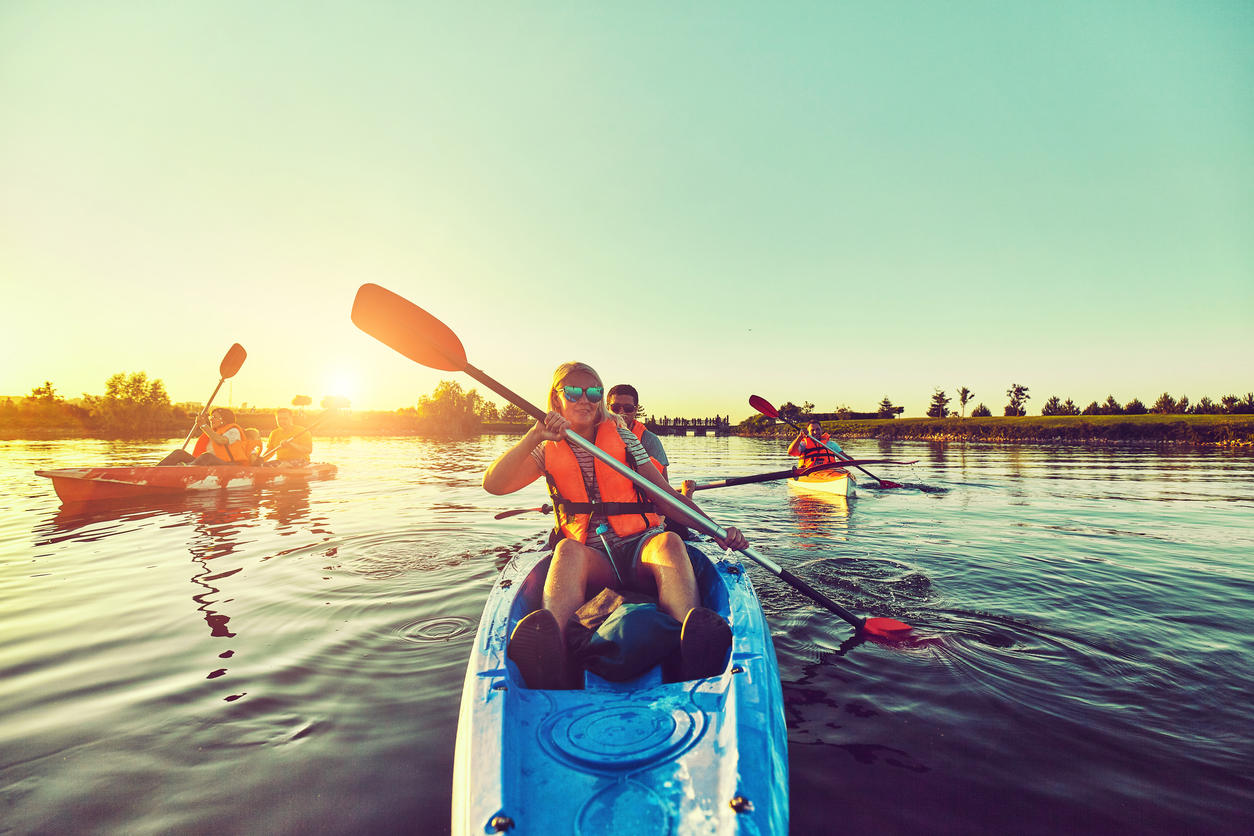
[749,395,779,418]
[863,617,913,639]
[219,343,247,379]
[351,283,468,372]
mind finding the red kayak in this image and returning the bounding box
[35,464,338,504]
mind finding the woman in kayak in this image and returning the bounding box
[483,361,746,689]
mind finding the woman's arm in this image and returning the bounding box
[482,412,565,495]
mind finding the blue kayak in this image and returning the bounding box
[452,540,789,834]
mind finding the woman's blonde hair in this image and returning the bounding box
[548,361,618,425]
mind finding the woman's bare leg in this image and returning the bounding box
[637,531,699,622]
[543,538,617,640]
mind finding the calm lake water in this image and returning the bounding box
[3,435,1252,834]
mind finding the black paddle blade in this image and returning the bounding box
[351,283,468,372]
[749,395,778,418]
[220,343,247,379]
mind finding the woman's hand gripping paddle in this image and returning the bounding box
[750,395,905,489]
[176,344,247,453]
[350,283,912,640]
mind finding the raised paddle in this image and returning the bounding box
[177,344,247,452]
[686,458,919,492]
[750,395,905,489]
[351,283,911,639]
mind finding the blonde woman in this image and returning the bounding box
[484,361,745,689]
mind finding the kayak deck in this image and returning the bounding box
[789,466,854,497]
[452,541,788,834]
[35,464,338,504]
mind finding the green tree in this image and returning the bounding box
[1099,395,1123,415]
[956,386,972,418]
[1194,396,1220,414]
[1125,398,1147,415]
[29,381,61,402]
[970,403,991,417]
[1082,401,1101,416]
[1176,395,1190,414]
[414,380,485,435]
[1041,396,1063,416]
[1151,392,1177,414]
[292,394,313,408]
[876,397,897,419]
[83,371,176,435]
[1062,398,1080,416]
[500,403,529,424]
[926,388,951,418]
[1004,383,1030,417]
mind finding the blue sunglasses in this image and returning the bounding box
[560,385,604,403]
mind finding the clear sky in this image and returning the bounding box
[2,2,1251,420]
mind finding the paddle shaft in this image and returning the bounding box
[181,378,227,450]
[688,459,917,492]
[260,411,333,461]
[463,363,868,631]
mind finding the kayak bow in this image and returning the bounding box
[452,540,789,834]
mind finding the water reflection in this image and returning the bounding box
[787,488,851,549]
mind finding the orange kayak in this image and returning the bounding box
[35,464,338,504]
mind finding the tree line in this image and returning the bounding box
[925,385,1254,418]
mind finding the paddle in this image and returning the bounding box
[494,503,553,521]
[259,409,336,462]
[686,458,919,492]
[750,395,905,489]
[351,283,911,639]
[177,344,247,452]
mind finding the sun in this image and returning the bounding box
[323,369,359,405]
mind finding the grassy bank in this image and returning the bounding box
[745,414,1254,446]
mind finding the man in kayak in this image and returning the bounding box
[265,408,313,466]
[788,418,843,470]
[607,383,669,481]
[483,361,746,690]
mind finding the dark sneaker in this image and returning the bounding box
[508,608,567,690]
[680,607,732,680]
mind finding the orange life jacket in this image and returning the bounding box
[543,419,661,543]
[796,433,839,469]
[626,420,665,475]
[209,423,251,464]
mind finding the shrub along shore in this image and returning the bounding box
[745,414,1254,446]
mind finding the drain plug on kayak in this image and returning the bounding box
[489,814,514,831]
[730,795,754,814]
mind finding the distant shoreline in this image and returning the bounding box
[4,414,1252,446]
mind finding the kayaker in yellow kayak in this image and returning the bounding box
[788,418,842,470]
[483,361,745,689]
[265,408,313,466]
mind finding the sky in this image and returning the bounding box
[2,2,1251,420]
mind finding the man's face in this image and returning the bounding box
[276,411,293,428]
[608,394,638,423]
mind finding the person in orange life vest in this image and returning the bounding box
[607,384,668,481]
[266,408,312,466]
[192,408,252,465]
[788,418,843,470]
[483,362,746,689]
[244,428,264,465]
[158,407,250,466]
